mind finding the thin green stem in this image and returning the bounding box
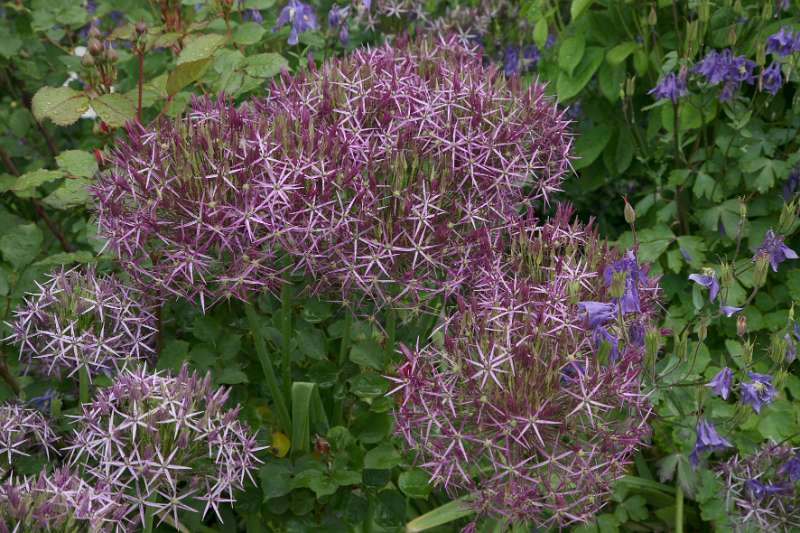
[333,308,353,426]
[280,281,293,397]
[244,302,292,433]
[79,366,90,405]
[675,484,684,533]
[143,505,156,533]
[385,307,397,359]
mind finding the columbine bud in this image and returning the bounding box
[778,200,798,234]
[719,261,733,288]
[106,47,118,63]
[728,26,737,47]
[675,330,689,361]
[774,369,787,391]
[624,197,636,225]
[645,328,661,365]
[610,271,627,299]
[770,334,787,365]
[81,53,95,67]
[754,252,770,287]
[625,76,636,98]
[737,314,747,337]
[742,339,754,366]
[739,197,747,221]
[648,6,657,25]
[88,38,103,56]
[698,316,708,343]
[135,21,147,35]
[88,25,102,39]
[685,21,698,56]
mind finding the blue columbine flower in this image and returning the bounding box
[762,62,783,95]
[503,46,520,76]
[274,0,317,46]
[648,72,688,103]
[707,367,733,400]
[784,167,800,201]
[592,326,620,362]
[603,250,641,314]
[767,27,796,57]
[689,270,720,302]
[690,417,733,467]
[777,452,800,482]
[242,8,264,22]
[740,372,777,413]
[754,229,798,272]
[328,4,348,27]
[694,49,756,101]
[577,301,616,328]
[720,304,743,317]
[522,44,540,72]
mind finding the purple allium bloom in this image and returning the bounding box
[6,267,156,382]
[689,270,720,302]
[503,45,520,76]
[706,367,733,400]
[274,0,317,45]
[740,372,777,413]
[577,301,616,328]
[777,451,800,482]
[97,38,573,311]
[648,72,688,103]
[392,210,659,528]
[717,443,800,531]
[0,468,125,531]
[689,417,733,467]
[603,249,641,313]
[754,229,798,272]
[767,27,795,57]
[0,404,59,472]
[242,8,264,22]
[762,61,783,95]
[720,304,743,317]
[65,365,264,526]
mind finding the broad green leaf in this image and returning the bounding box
[177,33,227,65]
[533,18,549,48]
[558,35,586,76]
[92,94,136,128]
[349,340,387,370]
[42,178,91,209]
[56,150,98,178]
[291,382,329,456]
[245,53,288,78]
[598,61,625,102]
[406,497,474,532]
[570,0,594,19]
[260,462,293,500]
[0,36,22,59]
[31,87,89,126]
[0,223,43,268]
[34,251,94,267]
[557,47,604,101]
[234,22,267,45]
[615,127,634,173]
[167,58,214,96]
[11,169,63,196]
[606,42,637,65]
[363,443,400,470]
[398,469,432,498]
[573,125,611,170]
[636,225,675,263]
[216,365,249,384]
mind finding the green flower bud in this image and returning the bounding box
[624,197,636,225]
[697,317,708,343]
[742,339,754,366]
[610,271,627,299]
[648,6,657,26]
[770,333,787,365]
[720,261,734,288]
[753,252,770,288]
[777,200,798,235]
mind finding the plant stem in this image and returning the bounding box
[280,280,293,397]
[143,503,156,533]
[137,51,144,122]
[79,365,90,404]
[675,484,684,533]
[333,308,353,425]
[385,307,397,359]
[244,302,292,433]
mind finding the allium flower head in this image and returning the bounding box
[717,443,800,531]
[392,208,659,528]
[0,404,59,474]
[7,267,156,381]
[754,229,798,272]
[0,467,125,532]
[740,372,777,413]
[65,365,264,527]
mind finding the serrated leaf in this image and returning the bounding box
[177,33,227,65]
[56,150,98,178]
[245,53,288,78]
[11,169,63,196]
[32,87,89,126]
[0,223,43,268]
[92,93,136,129]
[167,58,213,96]
[42,178,91,209]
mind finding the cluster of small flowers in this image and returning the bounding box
[717,443,800,531]
[66,365,264,527]
[96,36,571,311]
[391,206,660,527]
[0,404,59,474]
[6,267,157,382]
[0,467,126,532]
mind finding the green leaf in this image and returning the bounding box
[398,469,432,499]
[11,169,63,196]
[56,150,98,178]
[291,382,329,456]
[34,251,94,267]
[234,22,267,45]
[177,33,227,65]
[92,94,136,129]
[217,365,249,384]
[364,443,401,470]
[260,463,293,500]
[757,401,798,440]
[636,224,675,263]
[331,469,361,487]
[42,178,91,210]
[606,42,637,65]
[570,0,594,19]
[167,58,214,96]
[156,339,190,371]
[574,125,611,170]
[557,47,604,101]
[406,497,475,532]
[245,53,288,78]
[558,35,586,76]
[533,18,549,48]
[32,87,89,126]
[598,62,625,102]
[296,327,327,360]
[0,223,43,268]
[615,127,634,173]
[349,340,387,370]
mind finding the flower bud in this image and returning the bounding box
[88,25,102,39]
[777,200,798,235]
[610,271,627,299]
[753,252,770,287]
[720,261,734,288]
[742,339,754,366]
[728,26,737,47]
[737,314,747,337]
[739,196,747,221]
[625,76,636,98]
[685,21,698,57]
[648,6,657,26]
[135,21,147,35]
[698,316,708,343]
[675,330,689,361]
[774,369,787,391]
[645,328,661,366]
[106,47,119,63]
[81,53,95,67]
[624,197,636,225]
[770,334,787,365]
[88,38,103,56]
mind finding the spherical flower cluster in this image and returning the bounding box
[96,36,572,311]
[0,467,125,532]
[391,206,659,527]
[65,365,263,527]
[7,267,156,382]
[717,442,800,531]
[0,404,59,474]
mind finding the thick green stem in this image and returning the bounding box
[675,484,684,533]
[385,307,397,359]
[79,366,90,405]
[280,281,293,397]
[333,309,354,425]
[143,505,155,533]
[245,302,292,433]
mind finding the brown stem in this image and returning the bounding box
[32,117,58,160]
[0,349,21,395]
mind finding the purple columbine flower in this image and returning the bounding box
[503,45,520,76]
[242,8,264,22]
[761,61,783,95]
[603,249,641,313]
[577,301,616,328]
[274,0,317,45]
[777,451,800,482]
[720,304,743,317]
[689,270,720,302]
[767,27,795,57]
[522,44,540,71]
[690,417,733,467]
[754,229,798,272]
[694,49,756,101]
[740,372,777,413]
[592,325,620,362]
[544,33,556,48]
[707,367,733,400]
[785,322,800,364]
[327,4,348,27]
[648,72,688,103]
[784,166,800,201]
